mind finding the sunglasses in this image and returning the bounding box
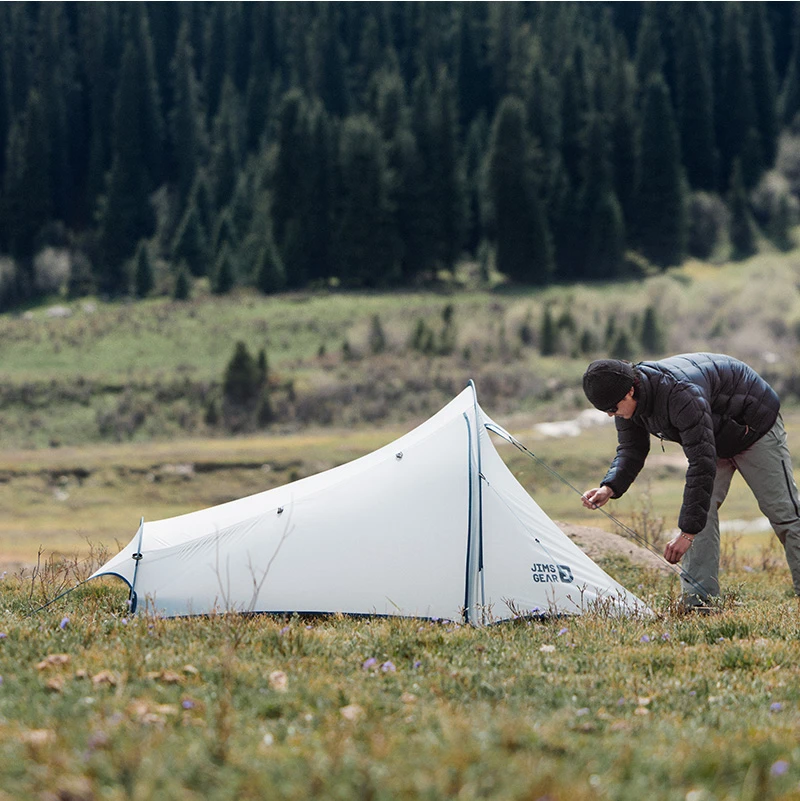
[603,404,619,414]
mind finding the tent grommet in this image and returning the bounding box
[396,452,403,460]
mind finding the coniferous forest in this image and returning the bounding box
[1,2,800,309]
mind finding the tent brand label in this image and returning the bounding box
[531,563,574,584]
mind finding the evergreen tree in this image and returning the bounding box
[32,4,75,226]
[172,204,208,277]
[486,96,554,284]
[96,30,160,292]
[634,74,687,268]
[608,44,639,225]
[581,113,625,279]
[170,18,206,211]
[640,305,666,354]
[208,77,243,212]
[309,4,349,116]
[677,12,718,190]
[717,4,759,190]
[223,341,260,407]
[3,90,52,274]
[428,67,464,270]
[779,6,800,126]
[334,115,394,288]
[212,244,236,294]
[539,305,557,356]
[173,264,191,300]
[748,3,779,169]
[255,240,286,294]
[133,241,155,299]
[728,158,758,260]
[369,314,387,354]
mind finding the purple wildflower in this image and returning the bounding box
[182,699,195,710]
[362,657,378,670]
[59,617,69,630]
[558,627,568,637]
[689,691,696,696]
[0,676,3,686]
[661,632,670,640]
[280,626,290,635]
[381,661,396,673]
[771,702,783,713]
[413,660,422,669]
[640,634,651,643]
[771,760,789,776]
[0,632,6,639]
[121,618,128,626]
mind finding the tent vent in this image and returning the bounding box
[395,452,403,460]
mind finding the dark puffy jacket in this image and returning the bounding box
[601,353,780,534]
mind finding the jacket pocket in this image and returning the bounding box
[715,416,760,459]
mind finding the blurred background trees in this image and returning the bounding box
[0,2,799,309]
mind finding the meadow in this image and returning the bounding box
[3,252,800,798]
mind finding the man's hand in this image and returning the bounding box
[582,486,613,510]
[664,533,695,564]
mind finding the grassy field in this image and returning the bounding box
[1,565,799,800]
[3,252,800,798]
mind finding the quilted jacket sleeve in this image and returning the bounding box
[601,419,650,499]
[671,384,717,535]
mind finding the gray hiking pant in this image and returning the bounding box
[681,414,800,604]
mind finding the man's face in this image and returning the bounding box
[606,387,637,419]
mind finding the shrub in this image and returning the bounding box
[368,314,387,354]
[33,247,71,295]
[223,342,261,407]
[687,192,728,260]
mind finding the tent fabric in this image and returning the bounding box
[90,383,647,622]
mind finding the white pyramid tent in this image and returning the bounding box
[90,383,647,622]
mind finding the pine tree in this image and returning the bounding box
[779,6,800,126]
[212,244,236,294]
[369,314,387,354]
[728,158,758,261]
[133,241,155,298]
[634,73,687,268]
[223,341,260,407]
[748,3,779,169]
[170,18,206,211]
[255,241,286,294]
[640,305,666,354]
[32,4,75,226]
[172,204,208,277]
[581,113,626,279]
[208,77,243,212]
[539,305,557,356]
[677,12,718,190]
[486,96,554,284]
[334,115,394,287]
[717,4,759,191]
[3,90,52,273]
[96,28,161,293]
[173,264,191,300]
[428,67,464,270]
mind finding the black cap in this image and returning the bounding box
[582,359,635,412]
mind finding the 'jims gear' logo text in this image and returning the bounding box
[531,563,574,583]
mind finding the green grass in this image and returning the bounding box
[1,566,799,800]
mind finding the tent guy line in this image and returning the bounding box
[484,422,710,600]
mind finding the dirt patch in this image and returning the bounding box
[556,520,671,573]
